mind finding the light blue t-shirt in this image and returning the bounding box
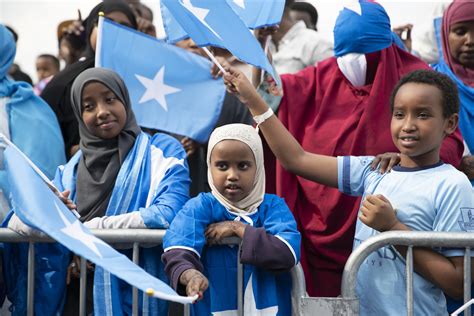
[337,156,474,316]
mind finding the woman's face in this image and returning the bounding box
[89,11,134,52]
[81,81,127,139]
[448,20,474,69]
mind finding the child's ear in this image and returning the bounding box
[444,113,459,135]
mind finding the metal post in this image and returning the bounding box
[464,247,472,316]
[27,242,35,316]
[406,246,414,316]
[132,242,140,316]
[183,304,190,316]
[237,243,243,316]
[79,257,87,316]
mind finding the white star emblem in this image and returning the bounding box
[233,0,245,9]
[180,0,222,39]
[212,273,278,316]
[135,66,181,112]
[56,203,107,258]
[342,0,362,15]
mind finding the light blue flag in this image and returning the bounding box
[162,0,284,43]
[161,0,279,85]
[96,18,225,143]
[161,2,188,44]
[2,143,195,305]
[225,0,284,29]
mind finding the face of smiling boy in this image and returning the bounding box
[210,140,256,203]
[81,82,127,139]
[391,82,458,168]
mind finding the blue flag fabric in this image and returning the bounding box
[97,18,225,143]
[2,144,194,305]
[162,0,284,43]
[161,0,279,84]
[334,0,393,57]
[161,2,189,44]
[225,0,284,29]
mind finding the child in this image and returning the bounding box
[4,67,190,315]
[33,54,60,95]
[223,67,474,315]
[162,123,301,315]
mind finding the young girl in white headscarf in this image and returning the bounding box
[162,123,300,315]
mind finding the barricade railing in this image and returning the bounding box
[331,231,474,316]
[0,228,306,316]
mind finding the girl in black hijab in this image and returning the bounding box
[41,0,137,159]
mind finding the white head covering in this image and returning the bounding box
[207,124,265,214]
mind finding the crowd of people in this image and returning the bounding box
[1,0,474,315]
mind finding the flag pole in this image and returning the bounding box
[202,47,227,74]
[95,13,105,67]
[0,134,81,218]
[260,35,271,83]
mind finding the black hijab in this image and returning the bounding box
[41,0,137,158]
[70,68,141,221]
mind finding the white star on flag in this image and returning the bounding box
[233,0,245,9]
[180,0,222,39]
[135,66,181,112]
[342,0,362,15]
[56,203,107,258]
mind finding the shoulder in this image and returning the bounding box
[259,194,291,213]
[181,193,219,216]
[435,164,472,190]
[149,132,187,160]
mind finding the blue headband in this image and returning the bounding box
[333,1,392,57]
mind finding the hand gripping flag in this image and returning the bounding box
[0,137,195,304]
[161,0,279,85]
[96,17,225,143]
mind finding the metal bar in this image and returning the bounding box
[27,242,35,316]
[79,257,87,316]
[464,247,471,316]
[132,242,139,316]
[184,304,190,316]
[237,243,243,316]
[406,246,414,316]
[290,263,306,316]
[342,231,474,298]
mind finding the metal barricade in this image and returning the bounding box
[303,231,474,316]
[0,228,307,316]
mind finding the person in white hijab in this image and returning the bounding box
[162,124,301,315]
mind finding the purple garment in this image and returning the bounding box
[162,225,294,290]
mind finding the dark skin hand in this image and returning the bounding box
[459,155,474,180]
[66,255,95,285]
[393,24,413,52]
[370,152,401,174]
[205,221,246,245]
[179,269,208,299]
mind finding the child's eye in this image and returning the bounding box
[82,103,94,111]
[238,162,250,170]
[393,111,404,119]
[452,27,467,36]
[106,97,116,103]
[418,112,431,119]
[215,162,228,170]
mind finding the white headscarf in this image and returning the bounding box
[207,124,265,214]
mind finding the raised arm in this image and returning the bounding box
[224,67,338,188]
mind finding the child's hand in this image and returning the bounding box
[359,194,399,232]
[210,56,231,79]
[181,137,199,157]
[58,190,77,211]
[223,67,259,105]
[370,152,400,174]
[179,269,208,299]
[205,221,246,245]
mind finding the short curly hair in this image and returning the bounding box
[390,69,459,118]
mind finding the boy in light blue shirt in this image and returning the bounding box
[222,67,474,315]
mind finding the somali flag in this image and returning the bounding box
[96,17,225,143]
[162,0,284,43]
[1,141,195,305]
[161,0,279,85]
